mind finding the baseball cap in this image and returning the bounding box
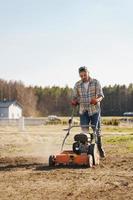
[78,66,88,73]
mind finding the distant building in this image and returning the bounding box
[0,100,22,119]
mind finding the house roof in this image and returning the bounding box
[0,100,22,108]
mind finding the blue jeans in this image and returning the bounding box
[80,111,101,135]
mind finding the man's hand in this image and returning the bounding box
[71,99,79,106]
[90,98,98,105]
[90,96,103,105]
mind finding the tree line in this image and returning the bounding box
[0,78,133,116]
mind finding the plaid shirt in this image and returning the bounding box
[73,78,104,115]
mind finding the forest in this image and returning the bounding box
[0,78,133,116]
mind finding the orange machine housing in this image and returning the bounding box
[54,150,90,166]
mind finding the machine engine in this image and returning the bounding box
[73,134,89,154]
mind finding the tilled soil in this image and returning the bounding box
[0,125,133,200]
[0,150,133,200]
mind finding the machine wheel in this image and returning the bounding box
[49,155,55,167]
[88,154,93,168]
[88,144,100,165]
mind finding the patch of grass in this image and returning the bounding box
[102,119,120,126]
[104,135,133,153]
[104,134,133,143]
[103,126,133,133]
[127,143,133,152]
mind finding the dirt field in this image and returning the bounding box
[0,125,133,200]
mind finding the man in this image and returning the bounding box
[71,66,105,158]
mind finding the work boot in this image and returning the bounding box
[90,133,94,143]
[97,136,105,158]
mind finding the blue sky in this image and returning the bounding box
[0,0,133,87]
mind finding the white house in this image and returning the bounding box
[0,100,22,119]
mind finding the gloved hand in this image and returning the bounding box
[71,99,79,106]
[90,98,98,105]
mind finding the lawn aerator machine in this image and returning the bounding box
[48,114,100,168]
